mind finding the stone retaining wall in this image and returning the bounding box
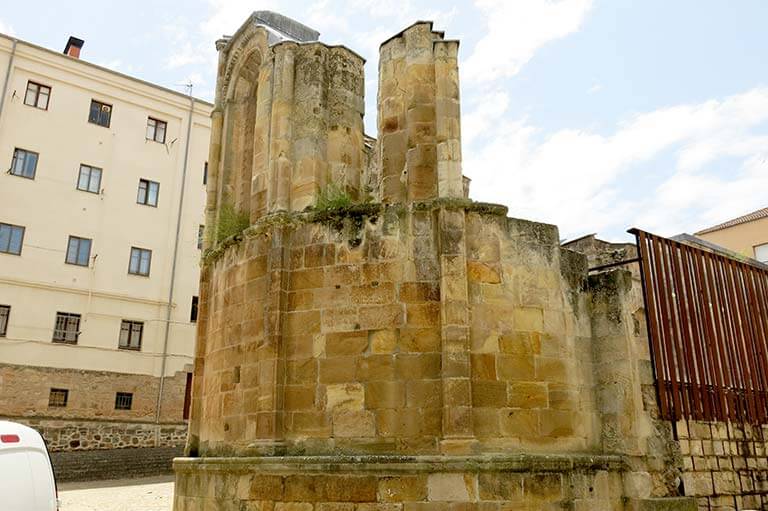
[676,419,768,510]
[4,416,187,452]
[53,446,182,482]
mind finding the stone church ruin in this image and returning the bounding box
[174,11,768,510]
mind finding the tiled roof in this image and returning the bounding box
[696,207,768,235]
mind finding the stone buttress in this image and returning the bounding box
[176,13,697,511]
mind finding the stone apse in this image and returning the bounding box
[174,12,701,511]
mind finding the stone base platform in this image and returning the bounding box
[173,453,695,510]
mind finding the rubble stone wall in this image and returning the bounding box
[6,416,187,451]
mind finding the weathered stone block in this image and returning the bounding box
[326,383,365,411]
[427,473,477,502]
[379,475,428,502]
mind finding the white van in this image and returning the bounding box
[0,421,58,511]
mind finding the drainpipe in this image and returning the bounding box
[155,87,195,424]
[0,39,18,126]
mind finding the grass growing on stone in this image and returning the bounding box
[315,183,354,212]
[215,202,250,244]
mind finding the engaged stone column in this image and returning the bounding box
[438,207,475,452]
[326,47,365,200]
[378,32,407,203]
[434,40,462,198]
[249,57,274,222]
[205,39,229,249]
[589,269,646,455]
[268,42,296,212]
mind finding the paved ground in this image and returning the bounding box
[59,475,174,511]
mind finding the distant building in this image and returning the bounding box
[0,31,211,469]
[695,207,768,263]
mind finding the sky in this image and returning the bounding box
[2,0,767,242]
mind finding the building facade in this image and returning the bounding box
[0,33,211,460]
[696,206,768,263]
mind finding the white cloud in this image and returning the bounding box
[0,18,15,36]
[463,0,593,85]
[464,87,768,239]
[97,59,137,75]
[167,42,209,69]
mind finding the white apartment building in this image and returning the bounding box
[0,33,211,442]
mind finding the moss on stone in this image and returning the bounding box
[411,197,508,216]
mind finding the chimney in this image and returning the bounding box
[63,36,84,59]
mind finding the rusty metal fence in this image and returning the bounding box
[631,229,768,424]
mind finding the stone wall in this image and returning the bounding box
[174,454,644,510]
[0,363,190,422]
[188,202,625,458]
[466,214,597,453]
[675,420,768,510]
[6,417,186,451]
[53,446,182,482]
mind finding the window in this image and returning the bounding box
[24,81,51,110]
[197,225,204,250]
[0,223,24,255]
[53,312,80,343]
[146,117,167,143]
[10,148,38,178]
[65,236,92,266]
[118,320,143,350]
[183,372,192,420]
[203,162,208,185]
[88,99,112,127]
[115,392,133,410]
[0,305,9,336]
[756,243,768,263]
[129,247,152,276]
[77,164,102,194]
[190,296,199,323]
[137,179,159,207]
[48,388,69,407]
